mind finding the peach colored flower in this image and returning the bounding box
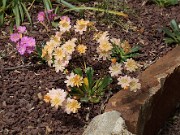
[64,98,81,114]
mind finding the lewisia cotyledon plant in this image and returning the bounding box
[10,26,36,55]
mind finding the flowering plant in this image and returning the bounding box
[108,58,141,92]
[41,16,91,72]
[94,31,140,62]
[65,67,112,103]
[10,26,36,56]
[44,88,81,114]
[111,40,140,62]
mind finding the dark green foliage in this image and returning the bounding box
[111,41,140,62]
[163,19,180,45]
[0,0,32,26]
[68,67,112,103]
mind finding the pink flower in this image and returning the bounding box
[37,11,45,22]
[17,36,36,55]
[60,16,70,22]
[17,26,27,33]
[16,42,26,55]
[47,10,56,21]
[10,33,21,42]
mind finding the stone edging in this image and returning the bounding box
[83,46,180,135]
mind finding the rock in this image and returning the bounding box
[83,111,134,135]
[105,46,180,135]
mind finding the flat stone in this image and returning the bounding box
[105,46,180,135]
[83,111,134,135]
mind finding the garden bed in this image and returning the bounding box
[0,0,180,134]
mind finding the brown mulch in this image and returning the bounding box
[0,0,180,134]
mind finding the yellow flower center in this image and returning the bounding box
[73,75,82,87]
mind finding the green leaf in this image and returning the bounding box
[47,0,52,9]
[18,3,24,23]
[164,37,175,44]
[170,19,179,32]
[73,68,83,76]
[43,0,51,10]
[51,22,59,27]
[97,76,112,92]
[70,87,84,96]
[0,0,7,25]
[89,97,100,103]
[0,13,4,26]
[130,46,140,53]
[36,45,42,58]
[62,7,128,18]
[12,4,21,26]
[80,97,89,102]
[163,27,175,39]
[55,6,59,14]
[56,0,80,12]
[9,20,15,33]
[21,2,32,25]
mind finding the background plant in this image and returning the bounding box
[153,0,179,7]
[0,0,32,26]
[163,19,180,45]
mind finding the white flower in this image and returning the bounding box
[124,58,139,72]
[53,55,71,72]
[62,38,77,54]
[54,47,66,61]
[48,88,67,109]
[64,98,81,114]
[59,16,71,32]
[64,72,76,87]
[76,44,87,55]
[65,72,83,87]
[109,63,122,77]
[97,47,111,60]
[44,41,57,55]
[117,75,131,89]
[97,31,109,43]
[74,19,89,35]
[99,41,112,52]
[110,38,121,46]
[129,78,141,92]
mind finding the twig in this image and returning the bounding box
[3,64,41,71]
[28,0,36,11]
[99,91,113,114]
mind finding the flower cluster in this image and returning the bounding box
[44,88,81,114]
[95,32,139,62]
[10,26,36,55]
[109,58,141,92]
[41,16,90,72]
[95,31,113,60]
[93,31,141,92]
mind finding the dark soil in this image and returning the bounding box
[158,106,180,135]
[0,0,179,134]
